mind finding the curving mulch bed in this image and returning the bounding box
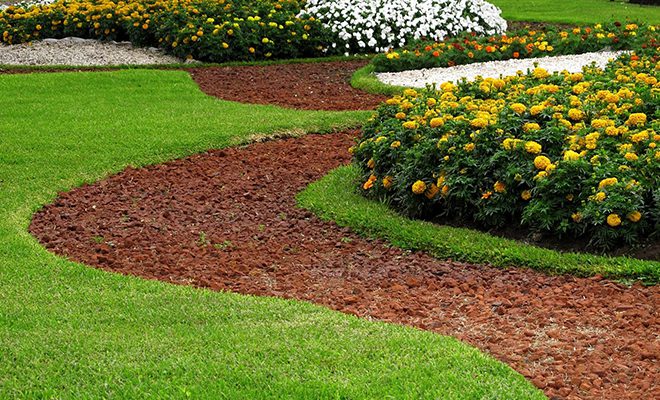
[187,60,388,111]
[31,131,659,400]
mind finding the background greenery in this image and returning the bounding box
[490,0,660,24]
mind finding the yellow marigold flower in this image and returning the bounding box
[402,121,418,129]
[607,213,622,227]
[534,155,552,170]
[624,152,639,161]
[626,113,647,126]
[521,190,532,200]
[627,211,642,223]
[572,212,582,222]
[386,98,400,105]
[605,126,619,136]
[567,108,584,121]
[440,82,457,92]
[391,141,401,149]
[594,191,607,202]
[530,105,544,116]
[403,89,418,97]
[591,119,611,129]
[525,141,542,154]
[437,176,445,187]
[545,163,556,172]
[569,73,583,82]
[367,158,375,169]
[427,98,437,107]
[502,138,518,150]
[425,184,440,199]
[412,180,426,194]
[523,122,541,132]
[429,117,444,128]
[605,93,620,103]
[382,176,393,189]
[481,191,493,200]
[395,112,407,119]
[532,67,550,79]
[631,130,649,143]
[470,118,489,129]
[563,150,580,161]
[494,181,506,193]
[534,171,547,180]
[598,178,618,189]
[464,143,475,152]
[510,103,527,114]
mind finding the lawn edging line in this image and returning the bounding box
[350,63,409,96]
[297,165,660,285]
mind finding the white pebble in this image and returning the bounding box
[376,51,629,88]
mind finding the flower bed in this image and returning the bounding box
[299,0,506,53]
[0,0,333,62]
[372,23,659,72]
[0,0,507,62]
[352,53,659,250]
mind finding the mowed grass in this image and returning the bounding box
[490,0,660,24]
[0,70,544,398]
[298,166,660,284]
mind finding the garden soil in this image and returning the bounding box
[187,60,388,110]
[31,131,659,400]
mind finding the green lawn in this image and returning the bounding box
[298,166,660,284]
[0,70,544,398]
[490,0,660,24]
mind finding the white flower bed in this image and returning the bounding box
[300,0,507,53]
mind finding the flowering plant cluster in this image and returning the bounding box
[353,53,659,250]
[373,22,659,72]
[300,0,507,54]
[0,0,335,62]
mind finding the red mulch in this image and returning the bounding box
[30,131,659,400]
[187,60,388,110]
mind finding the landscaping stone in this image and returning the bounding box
[376,50,628,87]
[0,37,182,66]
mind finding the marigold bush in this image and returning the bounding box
[0,0,335,61]
[353,53,659,250]
[373,23,660,72]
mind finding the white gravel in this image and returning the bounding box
[376,50,628,88]
[0,37,184,66]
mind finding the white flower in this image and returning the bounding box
[300,0,507,54]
